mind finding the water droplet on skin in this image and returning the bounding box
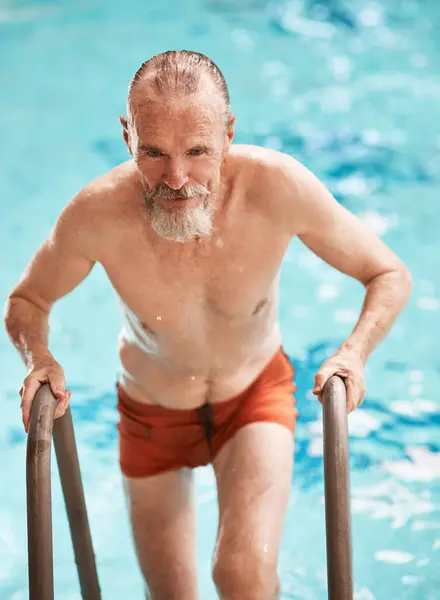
[215,237,224,249]
[156,316,162,321]
[263,544,269,553]
[191,376,196,381]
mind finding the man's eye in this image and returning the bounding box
[145,149,162,158]
[188,148,205,156]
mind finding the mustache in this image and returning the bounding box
[144,183,210,201]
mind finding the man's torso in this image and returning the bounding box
[86,145,296,408]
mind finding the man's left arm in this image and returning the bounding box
[282,156,413,412]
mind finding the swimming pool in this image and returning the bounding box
[1,0,440,598]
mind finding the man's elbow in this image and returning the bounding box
[3,293,25,331]
[4,289,49,328]
[366,263,413,300]
[363,260,412,288]
[3,294,19,338]
[388,261,413,299]
[399,264,413,298]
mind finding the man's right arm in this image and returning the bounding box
[4,192,97,429]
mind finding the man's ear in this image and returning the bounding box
[227,114,236,143]
[119,114,131,152]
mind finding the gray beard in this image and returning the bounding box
[142,190,215,243]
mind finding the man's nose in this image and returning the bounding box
[163,159,189,190]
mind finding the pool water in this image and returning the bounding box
[1,1,440,598]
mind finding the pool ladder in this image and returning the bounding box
[26,385,101,599]
[26,376,352,599]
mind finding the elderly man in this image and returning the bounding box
[4,50,411,600]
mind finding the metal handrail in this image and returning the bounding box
[25,378,351,599]
[26,383,101,599]
[322,375,353,600]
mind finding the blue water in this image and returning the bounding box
[1,1,440,598]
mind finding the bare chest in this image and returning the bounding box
[103,221,290,335]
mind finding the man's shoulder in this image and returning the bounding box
[53,160,139,256]
[229,145,319,235]
[230,143,283,163]
[62,160,138,225]
[230,144,309,202]
[229,144,304,182]
[76,159,137,206]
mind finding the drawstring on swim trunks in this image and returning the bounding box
[196,403,214,455]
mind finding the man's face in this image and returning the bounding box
[121,83,234,243]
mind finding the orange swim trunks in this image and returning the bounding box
[117,347,299,478]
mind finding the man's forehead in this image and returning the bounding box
[129,78,225,129]
[130,105,223,148]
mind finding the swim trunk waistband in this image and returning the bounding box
[117,346,299,478]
